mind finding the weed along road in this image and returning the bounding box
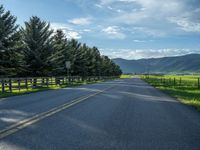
[0,78,200,150]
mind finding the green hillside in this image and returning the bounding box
[113,54,200,74]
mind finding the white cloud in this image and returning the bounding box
[101,0,183,14]
[131,27,166,37]
[102,26,126,39]
[95,4,103,8]
[100,48,200,59]
[82,29,92,32]
[66,31,82,39]
[117,9,123,13]
[133,39,145,43]
[107,6,113,10]
[68,17,92,25]
[98,0,200,36]
[51,23,71,31]
[102,26,118,34]
[169,17,200,32]
[51,23,82,39]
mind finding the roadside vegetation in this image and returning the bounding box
[120,74,134,78]
[142,75,200,111]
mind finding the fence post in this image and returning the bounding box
[9,79,12,92]
[33,78,37,87]
[51,77,53,86]
[42,78,45,86]
[179,77,182,86]
[68,76,71,85]
[55,78,58,85]
[25,78,28,90]
[18,79,21,91]
[2,80,5,93]
[198,78,200,89]
[30,79,32,88]
[62,77,64,85]
[46,78,49,87]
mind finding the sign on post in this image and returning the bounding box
[65,61,71,69]
[65,61,71,84]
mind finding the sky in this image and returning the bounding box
[1,0,200,59]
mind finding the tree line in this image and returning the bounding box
[0,5,122,77]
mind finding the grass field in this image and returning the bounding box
[142,75,200,111]
[120,74,134,78]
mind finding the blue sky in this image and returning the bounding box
[1,0,200,59]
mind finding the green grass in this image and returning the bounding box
[142,75,200,111]
[0,79,108,99]
[120,74,134,79]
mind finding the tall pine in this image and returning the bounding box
[0,5,20,77]
[20,16,54,77]
[51,29,68,76]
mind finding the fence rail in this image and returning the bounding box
[0,76,116,93]
[142,75,200,89]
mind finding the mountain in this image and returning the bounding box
[113,54,200,74]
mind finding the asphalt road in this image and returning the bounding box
[0,78,200,150]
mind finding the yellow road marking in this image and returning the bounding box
[0,86,113,139]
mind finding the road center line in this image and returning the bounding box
[0,86,114,139]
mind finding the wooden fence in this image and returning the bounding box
[0,76,115,93]
[143,75,200,89]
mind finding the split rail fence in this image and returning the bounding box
[0,76,116,93]
[143,75,200,89]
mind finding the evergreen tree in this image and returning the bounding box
[100,56,111,76]
[0,5,21,76]
[51,29,68,76]
[92,47,101,76]
[20,16,54,77]
[68,39,82,76]
[85,47,96,76]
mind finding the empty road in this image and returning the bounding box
[0,78,200,150]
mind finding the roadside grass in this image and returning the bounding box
[120,74,133,78]
[142,75,200,111]
[0,79,107,99]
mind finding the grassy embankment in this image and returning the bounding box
[142,75,200,111]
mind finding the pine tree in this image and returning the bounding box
[86,47,97,76]
[20,16,54,77]
[0,5,21,77]
[92,47,101,76]
[68,39,82,76]
[100,56,111,76]
[51,29,68,76]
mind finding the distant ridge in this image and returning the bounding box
[113,54,200,73]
